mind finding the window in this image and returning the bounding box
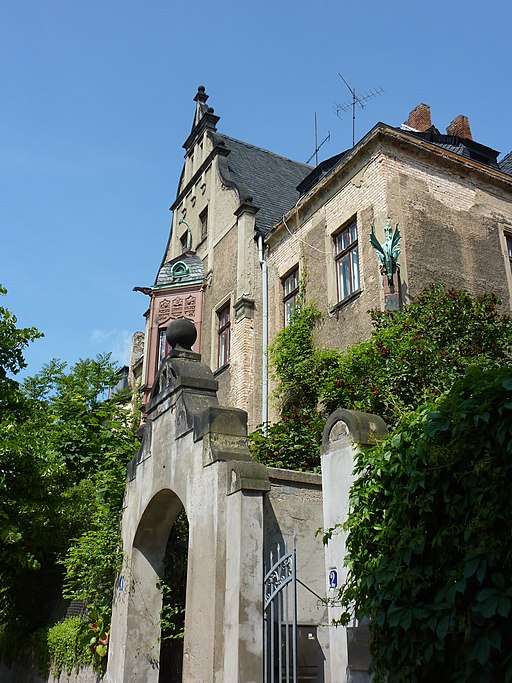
[283,268,299,326]
[507,234,512,274]
[199,207,208,240]
[217,304,230,368]
[334,221,360,302]
[180,232,189,253]
[158,328,168,368]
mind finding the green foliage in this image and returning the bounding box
[0,290,139,674]
[249,408,324,471]
[160,511,189,642]
[250,285,512,471]
[0,285,43,415]
[319,285,512,428]
[84,610,110,667]
[249,302,326,470]
[0,356,137,631]
[337,367,512,682]
[46,617,90,678]
[60,509,123,614]
[269,303,323,411]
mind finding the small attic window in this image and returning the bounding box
[171,261,190,278]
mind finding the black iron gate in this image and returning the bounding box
[264,537,298,683]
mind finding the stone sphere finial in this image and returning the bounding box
[166,318,197,351]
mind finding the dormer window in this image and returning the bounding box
[171,261,190,279]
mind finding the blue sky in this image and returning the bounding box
[2,0,511,377]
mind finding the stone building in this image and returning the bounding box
[113,90,512,682]
[134,89,512,429]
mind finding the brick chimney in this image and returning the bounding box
[403,103,432,132]
[446,115,472,140]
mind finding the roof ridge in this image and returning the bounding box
[218,133,312,169]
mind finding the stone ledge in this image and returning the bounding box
[267,467,322,488]
[227,460,271,495]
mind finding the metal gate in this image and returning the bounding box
[264,537,298,683]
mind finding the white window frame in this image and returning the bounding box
[334,220,360,303]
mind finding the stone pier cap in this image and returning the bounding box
[322,408,388,452]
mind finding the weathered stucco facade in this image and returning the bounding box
[107,320,337,682]
[267,124,512,372]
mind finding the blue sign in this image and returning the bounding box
[118,575,125,591]
[328,568,338,589]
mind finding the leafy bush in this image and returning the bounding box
[319,285,512,427]
[46,617,90,678]
[337,367,512,682]
[250,285,512,471]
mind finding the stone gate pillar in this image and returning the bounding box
[321,409,387,683]
[106,319,269,683]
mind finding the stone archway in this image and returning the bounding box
[106,320,270,682]
[126,490,184,679]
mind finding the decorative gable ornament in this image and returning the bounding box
[370,222,401,285]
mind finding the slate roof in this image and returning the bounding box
[214,133,311,235]
[397,128,501,170]
[297,151,350,197]
[499,151,512,176]
[155,252,204,288]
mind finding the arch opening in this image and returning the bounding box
[126,489,189,681]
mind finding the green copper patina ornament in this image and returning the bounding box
[370,222,401,285]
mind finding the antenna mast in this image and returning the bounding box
[306,112,330,165]
[334,73,383,146]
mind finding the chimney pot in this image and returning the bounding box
[446,115,472,140]
[404,103,432,132]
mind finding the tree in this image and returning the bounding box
[337,367,512,682]
[0,288,139,674]
[1,356,138,633]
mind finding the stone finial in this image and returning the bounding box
[166,317,197,351]
[194,85,208,103]
[446,114,472,140]
[403,103,432,132]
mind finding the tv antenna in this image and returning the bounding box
[306,112,330,166]
[334,73,384,146]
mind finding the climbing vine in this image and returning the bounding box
[335,367,512,681]
[249,285,512,471]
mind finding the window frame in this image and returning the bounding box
[282,267,299,326]
[157,328,168,370]
[199,207,208,241]
[217,303,231,369]
[506,233,512,275]
[334,220,360,303]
